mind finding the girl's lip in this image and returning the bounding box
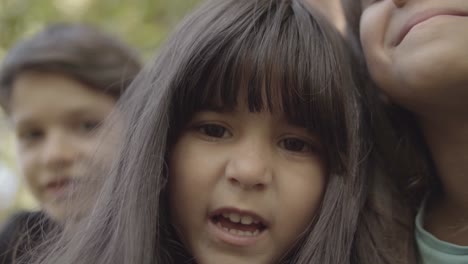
[207,218,268,247]
[395,9,468,46]
[209,207,270,227]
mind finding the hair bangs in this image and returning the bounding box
[170,0,354,173]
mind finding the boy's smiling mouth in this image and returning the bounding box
[208,207,269,247]
[43,176,75,198]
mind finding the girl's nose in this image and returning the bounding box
[224,143,273,191]
[392,0,408,8]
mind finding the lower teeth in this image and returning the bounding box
[217,222,260,237]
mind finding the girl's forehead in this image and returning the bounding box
[202,91,308,130]
[203,83,286,114]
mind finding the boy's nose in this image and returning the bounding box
[42,131,75,170]
[224,143,273,191]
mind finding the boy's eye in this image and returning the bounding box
[78,120,101,133]
[197,124,231,138]
[279,137,314,153]
[19,128,44,143]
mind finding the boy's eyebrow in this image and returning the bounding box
[13,119,35,129]
[11,112,37,128]
[63,108,101,118]
[13,108,105,127]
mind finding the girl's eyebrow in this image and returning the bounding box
[279,113,305,128]
[200,104,236,113]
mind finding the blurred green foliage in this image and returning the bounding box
[0,0,201,224]
[0,0,201,58]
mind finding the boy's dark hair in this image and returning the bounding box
[0,23,142,112]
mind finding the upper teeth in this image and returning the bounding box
[222,213,258,225]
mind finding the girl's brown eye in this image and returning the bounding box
[197,124,230,138]
[279,137,314,153]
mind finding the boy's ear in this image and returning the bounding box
[0,100,12,118]
[0,109,14,130]
[0,87,11,115]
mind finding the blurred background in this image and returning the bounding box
[0,0,201,224]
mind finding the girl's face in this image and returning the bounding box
[360,0,468,114]
[168,101,326,264]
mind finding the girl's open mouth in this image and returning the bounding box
[208,208,269,246]
[211,212,267,237]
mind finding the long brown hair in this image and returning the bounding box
[341,0,438,218]
[25,0,406,263]
[340,0,440,263]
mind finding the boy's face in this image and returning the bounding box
[360,0,468,114]
[9,71,116,222]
